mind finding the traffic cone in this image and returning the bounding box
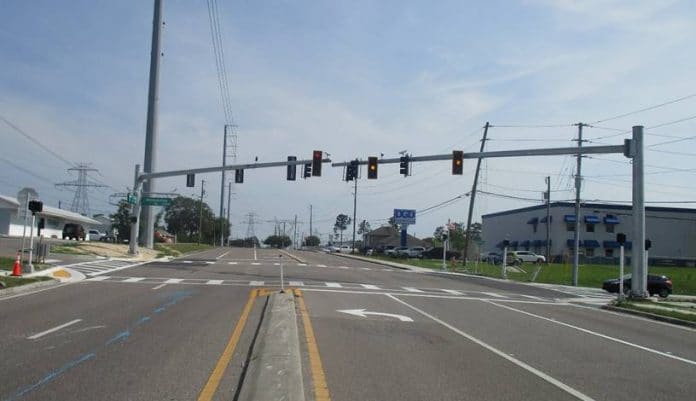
[11,252,22,276]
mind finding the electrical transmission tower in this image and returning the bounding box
[55,163,107,216]
[244,212,257,239]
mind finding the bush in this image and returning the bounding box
[422,247,461,260]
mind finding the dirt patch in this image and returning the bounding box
[51,242,159,260]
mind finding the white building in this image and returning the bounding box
[482,202,696,266]
[0,195,100,238]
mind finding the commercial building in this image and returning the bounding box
[0,195,100,238]
[482,202,696,266]
[363,226,427,249]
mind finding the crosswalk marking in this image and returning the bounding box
[205,261,215,265]
[325,282,342,288]
[87,276,109,281]
[289,281,304,287]
[441,289,463,295]
[519,295,544,301]
[403,287,424,293]
[249,281,264,286]
[297,263,307,266]
[338,266,349,269]
[317,264,327,268]
[361,284,380,290]
[164,278,183,284]
[273,263,280,266]
[123,277,145,283]
[251,263,261,266]
[207,280,224,285]
[482,292,506,298]
[228,262,237,265]
[360,267,371,270]
[183,261,192,264]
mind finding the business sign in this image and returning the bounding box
[141,197,172,207]
[393,209,416,225]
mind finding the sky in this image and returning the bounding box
[1,0,696,243]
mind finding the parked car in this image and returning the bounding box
[100,234,117,243]
[336,245,354,253]
[397,246,426,258]
[507,251,546,264]
[421,247,462,260]
[481,252,501,263]
[62,223,85,241]
[602,274,672,298]
[88,229,105,241]
[386,246,408,257]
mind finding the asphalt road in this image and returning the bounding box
[1,247,694,400]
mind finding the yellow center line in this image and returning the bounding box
[198,289,258,401]
[294,288,331,401]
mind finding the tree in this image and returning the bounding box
[387,216,400,230]
[304,235,320,246]
[110,200,131,242]
[164,196,217,243]
[334,214,351,243]
[264,235,291,248]
[357,220,371,235]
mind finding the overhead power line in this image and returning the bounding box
[206,0,236,125]
[590,93,696,124]
[0,115,74,167]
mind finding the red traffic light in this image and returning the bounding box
[312,150,322,177]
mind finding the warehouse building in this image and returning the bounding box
[482,202,696,266]
[0,195,99,238]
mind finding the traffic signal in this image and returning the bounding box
[186,173,195,187]
[645,239,652,250]
[616,233,626,245]
[287,156,297,181]
[399,156,409,176]
[235,169,244,184]
[452,150,463,175]
[312,150,322,177]
[303,163,312,179]
[28,200,43,214]
[367,156,378,179]
[345,160,358,181]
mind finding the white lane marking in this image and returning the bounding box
[361,284,380,290]
[338,266,350,269]
[298,263,308,266]
[28,319,82,340]
[482,292,506,298]
[254,246,258,260]
[569,304,696,333]
[289,281,304,287]
[152,283,168,290]
[387,295,596,401]
[316,264,327,267]
[87,276,109,281]
[519,295,544,301]
[441,289,463,295]
[216,250,231,260]
[273,263,280,266]
[251,262,261,266]
[207,280,224,285]
[403,287,424,293]
[183,261,193,264]
[123,277,145,283]
[205,261,215,265]
[228,262,238,265]
[338,309,413,322]
[361,267,371,271]
[164,278,183,284]
[249,281,264,286]
[325,282,342,288]
[487,301,696,367]
[383,269,394,272]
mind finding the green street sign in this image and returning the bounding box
[141,197,172,207]
[127,194,137,205]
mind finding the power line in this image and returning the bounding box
[489,123,573,128]
[590,93,696,124]
[0,115,74,167]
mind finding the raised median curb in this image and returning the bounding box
[602,304,696,329]
[280,249,307,264]
[0,278,61,298]
[238,291,305,401]
[331,252,431,272]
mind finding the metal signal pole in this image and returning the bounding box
[352,171,358,252]
[219,125,228,247]
[198,179,206,245]
[545,176,551,262]
[226,181,232,244]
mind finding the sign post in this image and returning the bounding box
[617,233,626,300]
[394,209,416,248]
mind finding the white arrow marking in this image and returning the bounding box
[337,309,413,322]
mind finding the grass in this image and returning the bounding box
[0,275,52,289]
[0,256,50,271]
[368,255,696,295]
[616,299,696,323]
[154,243,213,258]
[50,242,86,255]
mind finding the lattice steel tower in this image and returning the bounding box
[55,163,107,216]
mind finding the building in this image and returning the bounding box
[363,226,427,249]
[482,202,696,266]
[0,195,100,238]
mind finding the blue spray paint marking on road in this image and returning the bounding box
[4,289,196,400]
[4,353,95,401]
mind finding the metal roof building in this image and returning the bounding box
[0,195,100,239]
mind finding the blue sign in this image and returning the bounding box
[393,209,416,225]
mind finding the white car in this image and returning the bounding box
[88,229,105,241]
[397,246,426,258]
[388,246,409,257]
[336,245,355,253]
[507,251,546,264]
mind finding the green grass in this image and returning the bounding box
[616,300,696,323]
[154,243,213,258]
[50,242,85,255]
[368,255,696,295]
[0,257,14,271]
[0,275,52,289]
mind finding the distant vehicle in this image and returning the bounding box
[336,245,355,253]
[62,223,85,241]
[100,234,117,243]
[481,252,500,263]
[397,246,426,258]
[88,229,105,241]
[507,251,546,264]
[387,246,409,257]
[602,274,672,298]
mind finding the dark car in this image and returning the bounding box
[602,274,672,298]
[62,223,85,240]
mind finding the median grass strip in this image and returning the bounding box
[615,299,696,323]
[368,255,696,295]
[0,275,52,289]
[154,243,213,258]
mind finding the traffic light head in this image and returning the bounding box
[345,160,358,181]
[312,150,322,177]
[287,156,297,181]
[645,239,652,250]
[304,163,312,179]
[186,173,195,187]
[399,156,409,176]
[28,200,43,214]
[235,169,244,184]
[452,150,463,175]
[367,156,378,179]
[616,233,626,245]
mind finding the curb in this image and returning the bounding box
[238,292,305,401]
[331,253,421,271]
[602,305,696,329]
[280,249,306,264]
[0,278,61,298]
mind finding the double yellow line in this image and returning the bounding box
[197,288,330,401]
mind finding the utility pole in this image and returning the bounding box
[226,181,231,243]
[141,0,164,249]
[293,214,298,249]
[572,123,585,286]
[198,179,206,245]
[545,176,551,262]
[219,125,228,247]
[352,169,358,252]
[463,122,489,265]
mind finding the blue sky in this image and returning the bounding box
[2,0,696,241]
